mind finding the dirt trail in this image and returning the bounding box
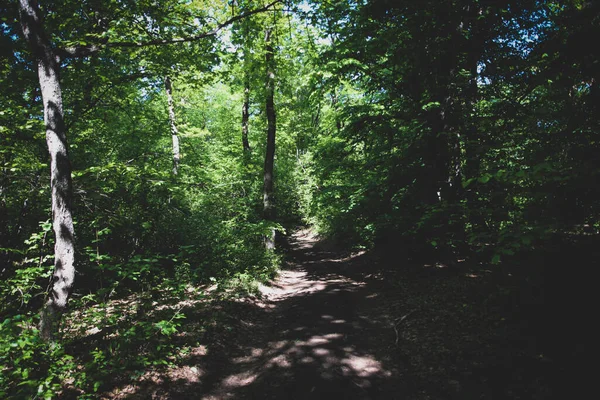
[195,229,402,399]
[112,228,559,399]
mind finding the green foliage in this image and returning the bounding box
[0,315,74,399]
[1,0,599,395]
[296,0,600,263]
[1,221,53,313]
[2,2,289,394]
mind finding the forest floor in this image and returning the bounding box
[66,228,590,399]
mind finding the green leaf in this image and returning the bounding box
[422,101,441,111]
[478,174,491,184]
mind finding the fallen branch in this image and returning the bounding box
[393,310,416,346]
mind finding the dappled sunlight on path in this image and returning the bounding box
[110,228,404,399]
[198,228,398,399]
[102,228,559,400]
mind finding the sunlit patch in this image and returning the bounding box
[260,269,333,300]
[232,355,253,364]
[321,314,334,319]
[323,333,343,339]
[312,348,330,356]
[341,354,388,378]
[269,340,287,350]
[191,345,207,356]
[222,371,259,388]
[176,365,203,383]
[250,348,262,357]
[307,337,329,346]
[299,356,315,364]
[268,354,292,368]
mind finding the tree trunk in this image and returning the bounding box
[165,76,181,174]
[19,0,75,341]
[263,27,276,250]
[242,74,251,153]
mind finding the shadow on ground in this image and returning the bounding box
[63,228,587,399]
[81,230,406,399]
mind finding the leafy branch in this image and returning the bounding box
[57,0,283,58]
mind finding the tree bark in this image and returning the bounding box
[19,0,75,341]
[165,76,180,174]
[263,27,276,250]
[242,74,251,153]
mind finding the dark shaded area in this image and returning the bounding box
[516,234,598,399]
[58,231,590,399]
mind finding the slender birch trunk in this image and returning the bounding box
[19,0,75,340]
[165,76,180,175]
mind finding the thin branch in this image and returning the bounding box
[392,310,416,346]
[66,72,151,129]
[57,0,283,58]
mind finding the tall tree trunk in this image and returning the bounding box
[19,0,75,341]
[242,73,251,153]
[263,27,276,250]
[165,76,180,174]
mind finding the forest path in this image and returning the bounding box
[195,228,404,399]
[114,228,558,399]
